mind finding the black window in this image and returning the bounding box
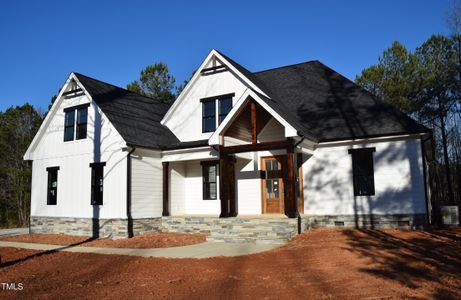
[348,148,376,196]
[202,100,216,133]
[64,110,75,141]
[46,167,59,205]
[90,162,105,205]
[202,162,218,200]
[201,93,234,132]
[76,107,88,140]
[218,97,232,124]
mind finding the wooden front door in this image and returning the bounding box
[261,156,284,213]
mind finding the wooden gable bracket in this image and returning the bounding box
[63,80,85,99]
[200,64,228,76]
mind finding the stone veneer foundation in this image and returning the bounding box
[303,213,427,230]
[30,213,427,243]
[30,216,162,239]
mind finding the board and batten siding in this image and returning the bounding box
[130,149,163,218]
[302,138,426,216]
[163,63,249,142]
[30,94,128,219]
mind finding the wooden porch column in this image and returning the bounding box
[162,162,170,216]
[219,154,230,218]
[228,156,237,217]
[285,142,297,218]
[219,154,237,218]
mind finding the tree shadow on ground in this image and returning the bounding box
[0,236,97,270]
[341,229,461,298]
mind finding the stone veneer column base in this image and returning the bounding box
[30,216,162,239]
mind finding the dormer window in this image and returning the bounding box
[201,93,234,133]
[63,104,89,142]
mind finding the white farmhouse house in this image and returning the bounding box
[24,50,431,243]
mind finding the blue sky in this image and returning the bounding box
[0,0,452,112]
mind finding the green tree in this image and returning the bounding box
[127,63,176,104]
[356,35,460,207]
[414,35,458,204]
[355,41,418,113]
[0,104,42,227]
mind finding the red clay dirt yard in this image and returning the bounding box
[0,232,206,248]
[0,228,460,299]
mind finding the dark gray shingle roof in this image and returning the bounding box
[74,53,428,149]
[252,61,429,141]
[74,73,180,150]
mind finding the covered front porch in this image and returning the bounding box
[161,99,313,219]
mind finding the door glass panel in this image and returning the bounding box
[266,179,273,198]
[273,179,279,198]
[265,159,280,199]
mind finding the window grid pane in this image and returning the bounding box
[47,169,58,205]
[219,97,232,124]
[64,111,75,141]
[76,108,88,140]
[91,164,104,205]
[202,101,216,133]
[351,150,375,196]
[203,164,217,200]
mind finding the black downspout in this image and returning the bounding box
[126,147,136,238]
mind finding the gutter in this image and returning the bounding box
[123,146,136,238]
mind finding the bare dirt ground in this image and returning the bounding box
[0,228,460,300]
[0,232,207,248]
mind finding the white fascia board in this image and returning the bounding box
[161,49,269,125]
[208,89,299,145]
[317,133,427,148]
[24,73,93,160]
[161,146,218,162]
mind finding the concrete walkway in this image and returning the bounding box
[0,228,29,237]
[0,240,280,258]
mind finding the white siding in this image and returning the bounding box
[30,94,127,219]
[235,156,261,214]
[131,149,163,218]
[302,138,426,215]
[163,70,249,142]
[183,161,220,215]
[170,162,186,215]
